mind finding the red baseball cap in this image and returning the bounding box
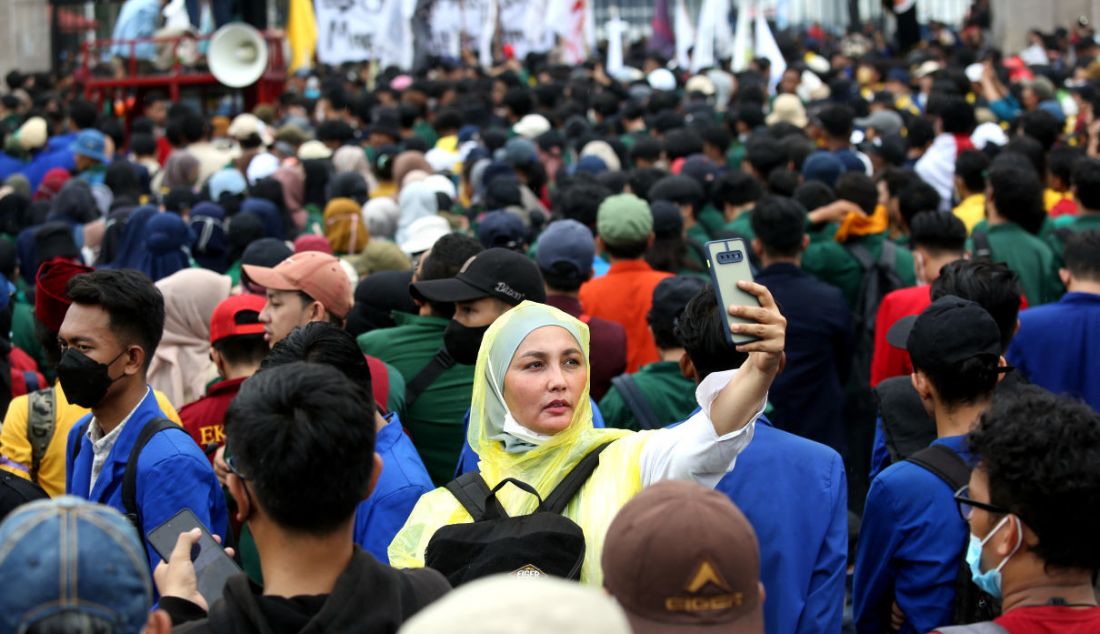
[35,258,93,333]
[209,294,267,344]
[242,251,352,320]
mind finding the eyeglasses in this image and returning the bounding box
[954,485,1010,521]
[224,451,248,480]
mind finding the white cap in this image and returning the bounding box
[297,140,332,160]
[913,60,942,79]
[425,147,460,173]
[422,173,457,199]
[399,575,631,634]
[685,75,716,96]
[398,215,451,255]
[512,114,551,139]
[17,117,47,150]
[228,113,274,146]
[245,152,279,184]
[647,68,676,92]
[970,121,1008,150]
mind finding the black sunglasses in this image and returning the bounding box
[954,485,1010,521]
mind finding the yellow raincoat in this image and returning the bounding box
[389,301,658,585]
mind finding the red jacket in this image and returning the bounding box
[579,260,671,373]
[178,377,246,460]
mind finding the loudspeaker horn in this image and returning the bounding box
[208,23,268,88]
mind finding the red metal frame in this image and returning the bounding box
[77,31,287,114]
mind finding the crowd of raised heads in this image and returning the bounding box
[0,3,1098,634]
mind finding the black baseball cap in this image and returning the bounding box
[410,247,546,306]
[887,295,1002,371]
[648,275,706,328]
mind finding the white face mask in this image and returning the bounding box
[501,410,553,447]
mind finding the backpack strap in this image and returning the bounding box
[70,421,90,467]
[122,418,181,538]
[445,471,507,521]
[22,371,40,394]
[873,376,936,463]
[611,374,662,431]
[906,444,971,492]
[405,348,456,408]
[971,230,993,261]
[26,388,56,485]
[846,241,874,271]
[542,442,613,514]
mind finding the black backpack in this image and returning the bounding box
[906,445,1000,625]
[424,443,611,586]
[846,241,905,388]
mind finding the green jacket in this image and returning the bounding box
[719,212,755,241]
[1047,213,1100,263]
[695,204,727,241]
[599,361,699,431]
[967,221,1064,306]
[358,312,476,485]
[802,233,917,310]
[11,301,48,381]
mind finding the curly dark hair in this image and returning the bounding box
[969,386,1100,572]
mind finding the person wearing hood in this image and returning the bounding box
[239,197,285,241]
[189,202,229,273]
[395,181,440,246]
[139,212,194,282]
[322,197,369,256]
[390,278,786,584]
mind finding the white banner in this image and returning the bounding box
[428,0,492,58]
[314,0,389,65]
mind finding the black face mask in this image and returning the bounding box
[443,321,490,366]
[56,348,125,409]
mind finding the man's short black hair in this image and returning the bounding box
[68,100,98,130]
[744,135,788,179]
[1000,136,1046,179]
[699,126,732,155]
[781,134,816,171]
[988,164,1045,234]
[935,95,976,134]
[419,234,484,317]
[751,196,807,257]
[767,169,799,197]
[906,116,936,149]
[793,181,836,213]
[66,270,164,370]
[261,322,373,408]
[178,112,207,145]
[1072,157,1100,211]
[955,149,990,193]
[627,167,667,200]
[932,260,1021,352]
[817,104,855,139]
[908,211,967,256]
[225,362,376,536]
[735,103,765,129]
[649,176,705,218]
[897,180,942,228]
[1064,230,1100,281]
[558,180,612,229]
[503,87,534,118]
[969,386,1100,572]
[711,171,762,209]
[630,137,663,164]
[834,172,878,215]
[129,132,157,158]
[676,286,748,382]
[663,129,704,161]
[1020,109,1061,151]
[1047,146,1083,188]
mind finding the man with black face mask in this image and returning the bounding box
[408,247,546,484]
[60,269,227,575]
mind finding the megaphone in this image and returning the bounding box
[208,24,268,88]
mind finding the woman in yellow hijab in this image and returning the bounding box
[390,282,786,585]
[323,197,369,255]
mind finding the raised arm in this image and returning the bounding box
[709,281,786,436]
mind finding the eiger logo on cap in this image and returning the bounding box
[494,282,523,301]
[511,564,544,578]
[664,560,744,613]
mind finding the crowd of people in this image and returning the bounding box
[0,3,1098,633]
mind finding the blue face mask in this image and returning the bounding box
[965,515,1021,599]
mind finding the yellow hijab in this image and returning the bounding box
[323,197,369,254]
[390,302,645,584]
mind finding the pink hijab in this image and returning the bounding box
[272,165,306,230]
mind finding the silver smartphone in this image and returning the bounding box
[704,238,761,345]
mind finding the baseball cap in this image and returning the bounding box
[411,247,546,306]
[400,574,631,634]
[70,129,107,163]
[477,211,527,250]
[398,214,451,256]
[297,139,333,160]
[886,295,1003,371]
[854,109,904,136]
[0,496,152,634]
[210,293,267,344]
[648,276,707,329]
[243,251,353,319]
[650,200,684,238]
[512,113,552,139]
[602,480,763,633]
[598,193,654,247]
[536,219,595,277]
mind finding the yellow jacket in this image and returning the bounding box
[1,384,182,497]
[953,193,986,234]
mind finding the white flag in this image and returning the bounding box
[754,7,786,92]
[673,0,694,69]
[730,0,751,72]
[479,0,498,67]
[691,0,717,72]
[606,12,627,78]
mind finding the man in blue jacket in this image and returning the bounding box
[853,296,1007,633]
[61,269,227,573]
[678,284,849,634]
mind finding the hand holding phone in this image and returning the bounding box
[150,509,240,608]
[704,239,762,345]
